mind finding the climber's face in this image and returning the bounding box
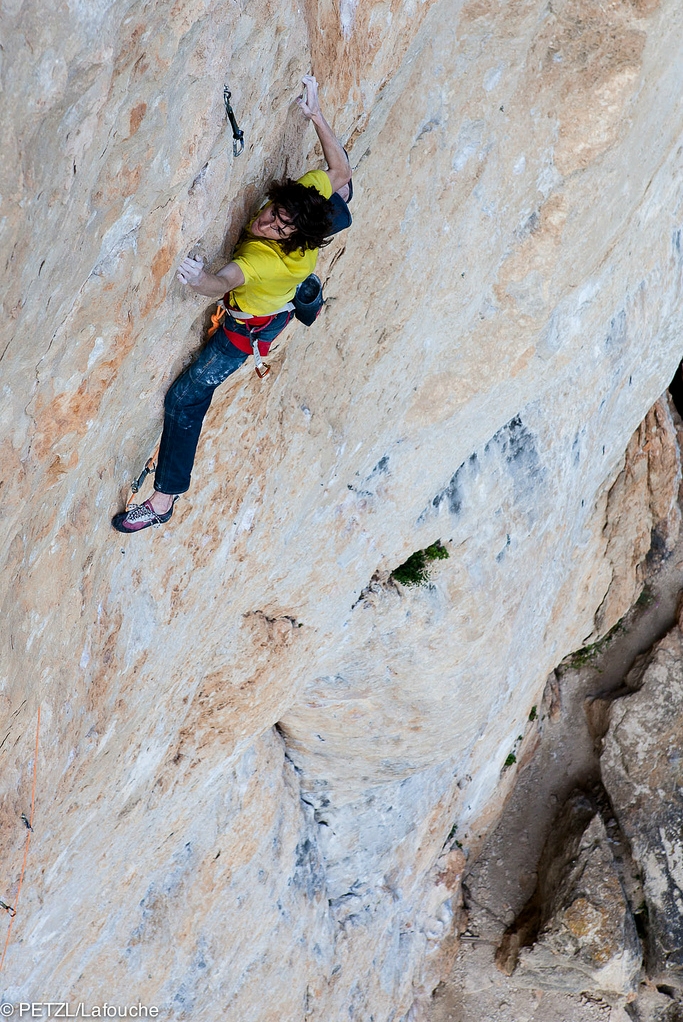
[251,204,296,241]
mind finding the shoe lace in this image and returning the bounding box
[125,502,158,524]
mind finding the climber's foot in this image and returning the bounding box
[111,496,177,534]
[148,490,175,515]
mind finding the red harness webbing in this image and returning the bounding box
[223,314,278,356]
[206,298,282,355]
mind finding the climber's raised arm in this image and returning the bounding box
[297,75,351,193]
[176,257,245,298]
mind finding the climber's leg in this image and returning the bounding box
[152,310,292,499]
[156,331,251,492]
[112,310,292,533]
[112,334,248,533]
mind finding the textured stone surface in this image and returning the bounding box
[593,396,682,638]
[602,622,683,987]
[2,0,683,1017]
[628,988,683,1022]
[496,793,641,995]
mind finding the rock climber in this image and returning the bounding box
[112,75,351,534]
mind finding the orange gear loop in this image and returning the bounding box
[208,300,227,338]
[0,705,40,974]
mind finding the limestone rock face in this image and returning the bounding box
[2,0,683,1017]
[496,793,642,995]
[593,396,682,638]
[602,624,683,987]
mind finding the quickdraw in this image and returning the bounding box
[126,455,157,510]
[223,87,244,157]
[125,447,160,510]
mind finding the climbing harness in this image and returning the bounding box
[223,87,244,157]
[209,299,295,379]
[232,305,295,378]
[0,705,40,973]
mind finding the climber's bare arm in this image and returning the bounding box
[176,257,245,298]
[297,75,351,194]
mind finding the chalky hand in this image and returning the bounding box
[177,256,205,286]
[297,75,321,120]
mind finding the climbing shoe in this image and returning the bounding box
[111,497,177,534]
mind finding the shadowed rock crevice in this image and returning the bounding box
[495,786,643,995]
[602,613,683,990]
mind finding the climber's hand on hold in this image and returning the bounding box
[176,257,244,299]
[177,256,206,287]
[298,76,351,194]
[297,75,322,120]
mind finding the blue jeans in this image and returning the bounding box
[154,312,291,495]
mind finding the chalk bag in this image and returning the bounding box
[294,274,324,326]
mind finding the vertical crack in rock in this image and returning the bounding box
[602,614,683,987]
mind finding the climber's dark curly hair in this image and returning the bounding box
[266,179,333,254]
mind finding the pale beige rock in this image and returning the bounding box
[1,0,683,1017]
[593,396,681,639]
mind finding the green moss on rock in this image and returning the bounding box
[392,541,449,587]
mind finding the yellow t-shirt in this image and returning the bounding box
[230,170,332,315]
